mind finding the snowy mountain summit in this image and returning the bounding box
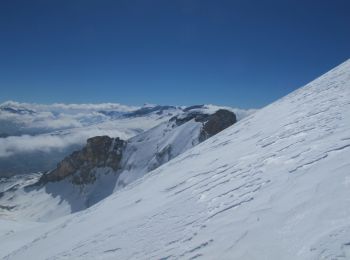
[1,59,350,260]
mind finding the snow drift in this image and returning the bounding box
[1,59,350,259]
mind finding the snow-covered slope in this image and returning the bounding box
[116,108,236,188]
[0,108,236,221]
[1,59,350,260]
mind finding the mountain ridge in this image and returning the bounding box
[0,101,254,177]
[1,59,349,259]
[0,107,237,220]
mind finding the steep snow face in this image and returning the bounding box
[1,59,350,260]
[117,108,238,188]
[116,118,203,188]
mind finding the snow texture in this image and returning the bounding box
[0,59,350,259]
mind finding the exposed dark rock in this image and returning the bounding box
[125,105,177,118]
[170,109,236,137]
[98,110,123,118]
[98,105,178,119]
[183,105,205,112]
[0,204,16,211]
[199,109,237,142]
[0,106,35,115]
[171,112,211,126]
[39,136,125,185]
[0,133,9,138]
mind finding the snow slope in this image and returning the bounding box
[0,107,236,221]
[116,114,203,188]
[1,59,350,259]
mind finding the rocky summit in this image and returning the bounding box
[40,136,125,185]
[199,109,237,141]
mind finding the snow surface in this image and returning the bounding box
[1,59,350,259]
[0,106,227,221]
[116,117,203,188]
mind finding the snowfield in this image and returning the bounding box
[1,59,350,259]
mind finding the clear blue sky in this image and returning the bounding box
[0,0,349,108]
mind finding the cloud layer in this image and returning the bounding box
[0,101,256,177]
[0,128,136,158]
[0,101,140,135]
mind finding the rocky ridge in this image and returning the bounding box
[41,108,236,187]
[40,136,125,184]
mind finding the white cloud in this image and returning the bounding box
[1,100,139,113]
[0,135,78,157]
[0,127,135,158]
[0,101,256,159]
[0,101,141,134]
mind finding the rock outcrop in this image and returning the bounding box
[171,109,236,135]
[199,109,237,142]
[40,136,125,185]
[171,112,210,126]
[39,109,236,188]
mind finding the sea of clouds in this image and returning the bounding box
[0,101,141,158]
[0,101,257,176]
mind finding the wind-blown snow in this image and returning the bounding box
[1,59,350,259]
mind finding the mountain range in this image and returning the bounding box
[0,102,254,177]
[0,59,350,259]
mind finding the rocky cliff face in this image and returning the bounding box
[171,109,236,142]
[199,109,237,141]
[40,109,236,188]
[40,136,125,185]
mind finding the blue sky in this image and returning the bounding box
[0,0,349,109]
